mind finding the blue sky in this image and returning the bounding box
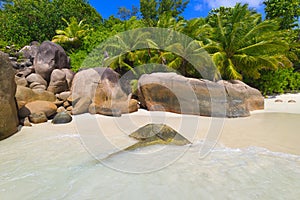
[89,0,266,19]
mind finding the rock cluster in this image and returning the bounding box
[14,41,74,94]
[1,40,265,141]
[10,41,74,126]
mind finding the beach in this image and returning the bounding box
[5,93,300,157]
[1,94,300,199]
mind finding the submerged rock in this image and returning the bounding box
[126,124,191,150]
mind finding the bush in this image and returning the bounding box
[246,68,300,95]
[69,50,89,72]
[0,0,102,47]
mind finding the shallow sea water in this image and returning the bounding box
[0,113,300,200]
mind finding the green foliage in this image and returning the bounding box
[69,50,88,72]
[68,25,110,71]
[140,0,158,23]
[280,29,300,71]
[140,0,189,25]
[1,0,293,96]
[117,5,139,20]
[205,3,292,80]
[0,0,102,47]
[0,37,22,57]
[247,68,300,95]
[264,0,300,29]
[158,0,189,18]
[52,17,92,51]
[0,39,8,52]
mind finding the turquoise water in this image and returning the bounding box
[0,124,299,200]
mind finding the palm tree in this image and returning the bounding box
[52,16,91,50]
[102,28,151,75]
[205,3,292,80]
[183,17,213,43]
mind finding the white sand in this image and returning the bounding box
[13,93,300,157]
[263,93,300,114]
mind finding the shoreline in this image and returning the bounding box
[7,93,300,157]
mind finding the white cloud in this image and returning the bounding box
[194,4,203,11]
[204,0,264,9]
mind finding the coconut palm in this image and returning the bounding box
[52,16,91,50]
[183,17,213,43]
[205,3,292,80]
[102,28,151,75]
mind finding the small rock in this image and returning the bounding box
[15,67,34,78]
[23,117,32,127]
[29,112,48,124]
[52,112,72,124]
[66,106,73,111]
[57,106,66,113]
[9,56,17,61]
[54,100,64,107]
[25,61,33,67]
[56,91,71,101]
[26,73,47,86]
[20,117,32,127]
[29,82,47,90]
[63,101,70,108]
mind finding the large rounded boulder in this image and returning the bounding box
[34,41,70,81]
[71,67,119,100]
[19,100,57,118]
[138,73,264,118]
[0,52,19,140]
[71,67,138,116]
[15,86,56,109]
[47,69,69,94]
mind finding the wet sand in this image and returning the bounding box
[219,112,300,155]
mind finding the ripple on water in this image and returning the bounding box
[0,134,299,199]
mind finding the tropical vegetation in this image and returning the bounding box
[52,17,92,51]
[0,0,299,94]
